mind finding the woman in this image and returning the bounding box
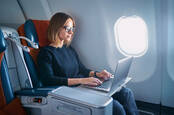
[37,12,139,115]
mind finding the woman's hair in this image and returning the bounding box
[47,12,75,46]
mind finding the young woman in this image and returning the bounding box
[37,12,139,115]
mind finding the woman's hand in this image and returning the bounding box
[80,77,102,86]
[96,70,112,80]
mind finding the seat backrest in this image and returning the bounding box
[0,29,14,106]
[0,29,26,115]
[18,20,50,88]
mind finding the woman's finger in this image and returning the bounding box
[88,82,98,86]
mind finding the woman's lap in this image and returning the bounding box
[112,87,139,115]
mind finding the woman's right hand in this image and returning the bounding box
[80,77,102,86]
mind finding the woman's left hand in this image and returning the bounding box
[97,70,112,80]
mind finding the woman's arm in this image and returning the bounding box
[70,47,92,76]
[89,70,112,80]
[37,49,68,86]
[89,71,95,76]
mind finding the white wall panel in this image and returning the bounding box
[18,0,51,20]
[163,0,174,107]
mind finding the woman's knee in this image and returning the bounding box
[121,87,132,93]
[112,87,135,105]
[113,100,126,115]
[120,87,134,98]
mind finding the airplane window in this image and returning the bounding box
[114,16,148,57]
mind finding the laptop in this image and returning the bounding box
[81,56,133,92]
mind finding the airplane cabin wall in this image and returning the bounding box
[46,0,160,105]
[17,0,52,20]
[161,0,174,108]
[0,0,174,108]
[0,0,25,29]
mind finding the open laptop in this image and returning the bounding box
[81,56,133,92]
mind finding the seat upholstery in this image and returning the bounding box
[0,29,26,115]
[18,20,50,88]
[0,29,7,109]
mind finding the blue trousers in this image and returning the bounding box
[112,87,139,115]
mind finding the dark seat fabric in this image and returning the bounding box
[18,20,50,88]
[0,29,26,115]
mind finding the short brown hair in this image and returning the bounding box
[47,12,75,46]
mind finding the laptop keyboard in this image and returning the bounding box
[96,78,113,88]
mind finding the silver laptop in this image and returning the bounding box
[81,56,133,92]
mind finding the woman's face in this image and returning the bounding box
[58,18,74,43]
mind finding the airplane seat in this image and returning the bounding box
[0,29,26,115]
[18,19,50,88]
[16,20,113,115]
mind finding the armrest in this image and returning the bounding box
[15,88,51,97]
[48,86,113,108]
[15,86,59,97]
[36,86,59,90]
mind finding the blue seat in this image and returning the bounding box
[17,19,60,93]
[18,19,50,88]
[0,29,26,115]
[16,21,113,115]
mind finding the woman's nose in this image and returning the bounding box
[68,30,73,34]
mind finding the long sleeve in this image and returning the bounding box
[37,46,92,87]
[70,47,91,77]
[37,49,68,86]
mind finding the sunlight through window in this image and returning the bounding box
[114,16,148,57]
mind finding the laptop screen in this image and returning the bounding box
[113,56,133,82]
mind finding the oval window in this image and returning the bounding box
[114,16,148,57]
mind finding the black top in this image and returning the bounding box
[37,45,91,86]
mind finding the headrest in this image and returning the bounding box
[18,19,50,47]
[17,20,50,88]
[18,20,50,64]
[0,29,6,53]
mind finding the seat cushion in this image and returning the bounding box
[0,77,6,108]
[1,98,26,115]
[0,60,6,108]
[0,53,4,69]
[18,20,50,88]
[0,110,6,115]
[32,20,50,47]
